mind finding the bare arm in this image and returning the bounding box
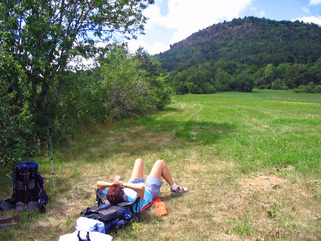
[123,182,145,200]
[96,176,122,190]
[96,181,113,190]
[96,179,145,200]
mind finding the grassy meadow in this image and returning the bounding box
[0,89,321,240]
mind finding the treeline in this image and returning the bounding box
[158,17,321,94]
[167,58,321,94]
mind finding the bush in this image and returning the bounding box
[97,47,171,117]
[272,79,289,90]
[314,84,321,93]
[203,83,216,94]
[231,73,254,92]
[292,85,315,93]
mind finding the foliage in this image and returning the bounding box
[134,47,172,110]
[94,46,171,118]
[42,45,171,142]
[0,43,36,166]
[0,0,157,166]
[292,82,320,93]
[167,60,255,94]
[157,17,321,94]
[315,84,321,93]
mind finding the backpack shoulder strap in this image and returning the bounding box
[23,169,31,192]
[12,167,18,190]
[95,188,109,206]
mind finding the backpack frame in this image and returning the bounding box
[0,161,48,213]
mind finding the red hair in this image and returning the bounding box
[107,184,126,205]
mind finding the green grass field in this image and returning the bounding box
[1,89,321,240]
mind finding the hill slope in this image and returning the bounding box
[158,17,321,71]
[156,17,321,94]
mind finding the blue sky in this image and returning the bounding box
[127,0,321,55]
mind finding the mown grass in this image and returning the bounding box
[1,89,321,240]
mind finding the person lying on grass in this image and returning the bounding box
[96,159,187,212]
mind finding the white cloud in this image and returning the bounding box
[148,42,169,55]
[309,0,321,6]
[128,38,169,55]
[299,16,321,25]
[162,0,253,44]
[129,0,254,54]
[143,4,163,31]
[128,39,145,53]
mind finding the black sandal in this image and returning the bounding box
[170,186,188,196]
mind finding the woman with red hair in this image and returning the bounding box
[97,159,187,212]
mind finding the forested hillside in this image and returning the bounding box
[157,17,321,94]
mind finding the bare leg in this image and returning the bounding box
[149,160,174,186]
[130,158,144,180]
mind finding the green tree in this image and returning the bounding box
[171,70,189,95]
[310,57,321,85]
[214,68,232,91]
[0,0,154,165]
[134,48,171,109]
[0,48,32,165]
[276,63,290,79]
[186,71,207,94]
[97,46,170,117]
[263,64,277,86]
[231,72,254,92]
[285,64,312,87]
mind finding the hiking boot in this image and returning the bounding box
[171,187,188,196]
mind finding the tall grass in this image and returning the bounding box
[0,89,320,240]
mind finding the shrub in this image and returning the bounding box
[231,73,254,92]
[292,85,314,93]
[203,83,216,94]
[97,47,171,118]
[314,84,321,93]
[272,79,289,90]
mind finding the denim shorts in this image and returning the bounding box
[128,175,163,199]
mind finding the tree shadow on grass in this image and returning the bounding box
[57,116,236,164]
[47,110,236,198]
